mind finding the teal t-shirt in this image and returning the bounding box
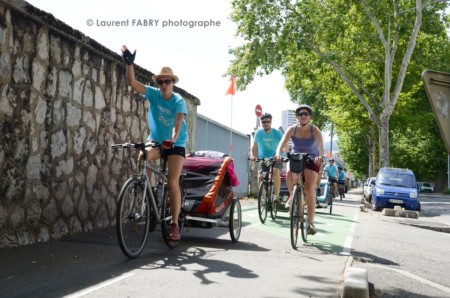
[143,86,188,147]
[324,164,338,178]
[338,171,346,181]
[254,128,283,158]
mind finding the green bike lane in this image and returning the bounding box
[241,199,360,254]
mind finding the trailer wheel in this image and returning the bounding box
[229,198,242,242]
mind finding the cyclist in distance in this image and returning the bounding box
[121,45,187,241]
[275,105,325,235]
[249,113,284,204]
[338,166,346,198]
[324,159,338,198]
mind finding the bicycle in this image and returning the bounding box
[111,141,185,258]
[286,152,316,249]
[326,181,334,214]
[337,182,345,200]
[253,157,278,223]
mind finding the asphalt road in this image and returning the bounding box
[351,191,450,297]
[1,189,449,298]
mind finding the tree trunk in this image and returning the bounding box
[368,136,373,177]
[379,115,390,168]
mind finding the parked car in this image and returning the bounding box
[419,182,434,193]
[372,167,420,211]
[363,177,376,201]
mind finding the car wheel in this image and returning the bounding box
[416,202,421,212]
[371,201,380,211]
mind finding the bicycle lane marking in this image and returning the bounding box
[242,205,359,254]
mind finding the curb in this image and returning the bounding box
[342,257,369,298]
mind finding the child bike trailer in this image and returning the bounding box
[181,151,242,242]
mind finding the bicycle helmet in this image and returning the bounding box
[295,104,313,116]
[260,113,272,121]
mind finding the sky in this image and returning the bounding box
[26,0,298,135]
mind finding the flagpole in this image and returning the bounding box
[230,95,233,157]
[225,75,235,157]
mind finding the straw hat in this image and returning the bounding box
[152,67,179,84]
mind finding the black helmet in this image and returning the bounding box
[295,104,313,116]
[260,113,272,121]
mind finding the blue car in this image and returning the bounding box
[372,167,420,212]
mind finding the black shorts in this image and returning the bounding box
[161,146,186,158]
[328,177,337,183]
[338,180,346,185]
[258,160,282,175]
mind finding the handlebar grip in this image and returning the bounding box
[162,140,174,148]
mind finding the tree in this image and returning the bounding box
[228,0,449,168]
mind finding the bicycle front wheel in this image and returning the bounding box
[269,183,277,220]
[290,185,301,249]
[257,181,268,224]
[300,189,309,243]
[116,177,150,259]
[328,190,333,215]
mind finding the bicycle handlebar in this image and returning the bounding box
[111,140,174,151]
[248,155,315,163]
[249,157,276,162]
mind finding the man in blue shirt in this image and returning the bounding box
[324,159,338,197]
[250,113,284,204]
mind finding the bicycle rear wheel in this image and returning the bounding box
[116,177,150,259]
[161,184,184,248]
[290,185,301,249]
[257,181,268,224]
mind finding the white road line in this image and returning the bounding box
[367,264,450,294]
[341,212,359,255]
[63,272,135,298]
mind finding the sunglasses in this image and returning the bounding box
[157,79,173,85]
[262,121,271,124]
[297,112,310,117]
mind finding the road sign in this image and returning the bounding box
[255,104,262,117]
[422,70,450,153]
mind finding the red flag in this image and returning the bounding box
[225,75,235,96]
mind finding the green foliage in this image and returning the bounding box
[229,0,450,181]
[443,188,450,195]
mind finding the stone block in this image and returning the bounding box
[342,267,369,298]
[382,208,396,216]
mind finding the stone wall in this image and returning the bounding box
[0,0,200,247]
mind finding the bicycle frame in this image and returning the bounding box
[114,142,168,224]
[142,157,168,223]
[292,173,306,210]
[260,159,275,189]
